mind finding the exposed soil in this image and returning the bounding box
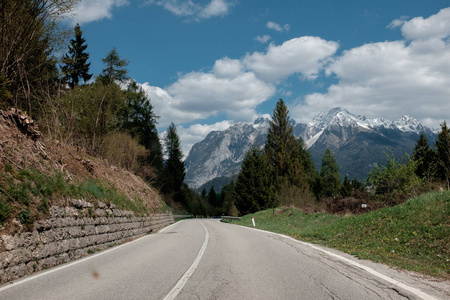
[0,109,164,234]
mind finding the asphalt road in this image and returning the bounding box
[0,219,448,300]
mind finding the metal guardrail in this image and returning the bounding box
[221,216,241,221]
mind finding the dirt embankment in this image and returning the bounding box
[0,109,166,235]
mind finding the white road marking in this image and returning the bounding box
[240,225,439,300]
[0,223,174,293]
[164,222,209,300]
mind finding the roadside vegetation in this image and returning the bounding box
[227,191,449,279]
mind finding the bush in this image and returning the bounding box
[367,154,425,204]
[101,132,149,172]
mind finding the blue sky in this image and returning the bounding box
[67,0,450,156]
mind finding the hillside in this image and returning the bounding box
[0,109,168,234]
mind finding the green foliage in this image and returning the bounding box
[220,180,238,216]
[297,138,319,192]
[55,82,127,151]
[61,23,92,88]
[98,47,129,84]
[0,199,12,224]
[17,208,31,224]
[264,99,309,204]
[121,80,163,171]
[235,145,274,215]
[412,133,437,182]
[435,122,450,188]
[318,148,341,198]
[230,191,450,278]
[161,123,185,194]
[368,153,424,204]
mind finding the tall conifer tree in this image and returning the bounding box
[435,122,450,188]
[319,148,341,197]
[61,24,92,88]
[235,145,273,215]
[161,123,185,194]
[412,133,436,181]
[99,47,129,84]
[122,80,163,171]
[264,99,308,196]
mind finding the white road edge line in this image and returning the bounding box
[0,223,175,293]
[164,222,209,300]
[240,225,439,300]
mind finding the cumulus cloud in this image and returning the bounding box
[291,9,450,128]
[212,57,243,78]
[243,36,339,82]
[267,21,290,32]
[138,83,205,127]
[69,0,129,24]
[167,70,275,121]
[401,7,450,40]
[149,0,234,20]
[255,35,271,43]
[136,58,275,129]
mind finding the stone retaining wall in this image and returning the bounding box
[0,199,174,283]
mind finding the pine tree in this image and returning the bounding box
[235,145,273,215]
[412,133,436,181]
[161,123,185,194]
[319,148,341,198]
[340,175,352,197]
[298,137,319,193]
[264,99,308,204]
[208,186,218,207]
[122,80,163,171]
[61,24,92,88]
[435,122,450,188]
[98,47,129,84]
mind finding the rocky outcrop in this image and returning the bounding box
[0,199,173,283]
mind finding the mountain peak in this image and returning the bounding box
[254,117,270,126]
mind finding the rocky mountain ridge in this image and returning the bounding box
[185,107,436,189]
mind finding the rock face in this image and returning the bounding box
[184,118,270,189]
[184,107,436,189]
[0,200,173,283]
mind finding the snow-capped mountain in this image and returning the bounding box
[184,107,436,189]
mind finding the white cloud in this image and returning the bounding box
[139,83,205,127]
[199,0,231,19]
[387,16,409,29]
[255,35,271,43]
[177,121,234,157]
[212,57,243,78]
[267,21,290,32]
[136,58,275,128]
[167,70,275,121]
[150,0,234,20]
[243,36,339,82]
[69,0,129,24]
[291,32,450,128]
[400,7,450,40]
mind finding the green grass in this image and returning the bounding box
[0,168,157,226]
[228,191,450,279]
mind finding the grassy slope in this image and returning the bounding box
[229,191,449,279]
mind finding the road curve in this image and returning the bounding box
[0,219,448,300]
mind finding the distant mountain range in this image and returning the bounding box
[184,107,436,190]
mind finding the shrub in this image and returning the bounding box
[100,132,149,172]
[367,153,425,204]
